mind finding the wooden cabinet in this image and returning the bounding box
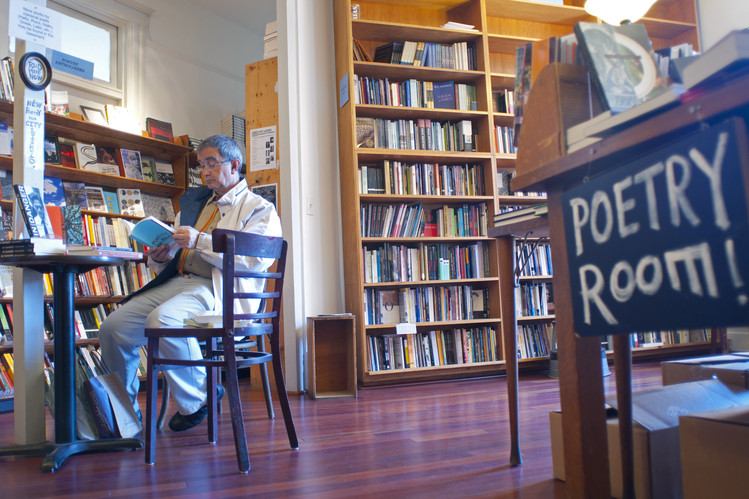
[333,0,700,387]
[307,315,357,399]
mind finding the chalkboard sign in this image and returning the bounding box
[562,118,749,336]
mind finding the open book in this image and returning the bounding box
[122,216,176,248]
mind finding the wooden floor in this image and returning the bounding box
[0,361,665,498]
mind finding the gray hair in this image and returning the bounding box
[197,134,243,162]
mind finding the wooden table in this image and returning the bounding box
[0,255,143,472]
[512,69,749,497]
[489,214,548,466]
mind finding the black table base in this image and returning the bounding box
[0,438,143,472]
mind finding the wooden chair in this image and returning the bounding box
[144,229,299,472]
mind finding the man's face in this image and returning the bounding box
[198,146,236,196]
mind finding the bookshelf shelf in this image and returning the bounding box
[334,0,701,389]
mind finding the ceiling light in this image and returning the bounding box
[584,0,658,26]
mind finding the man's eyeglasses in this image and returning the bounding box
[198,158,231,170]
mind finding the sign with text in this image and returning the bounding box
[562,118,749,336]
[50,50,93,80]
[9,0,61,50]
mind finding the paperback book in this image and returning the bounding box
[124,216,175,248]
[13,184,55,238]
[117,188,145,217]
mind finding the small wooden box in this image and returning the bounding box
[307,315,357,399]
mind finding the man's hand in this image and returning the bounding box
[149,244,172,263]
[172,226,203,250]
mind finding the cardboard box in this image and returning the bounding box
[680,405,749,499]
[551,380,749,499]
[662,354,749,387]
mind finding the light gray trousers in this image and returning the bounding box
[99,274,215,415]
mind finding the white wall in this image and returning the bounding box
[697,0,749,49]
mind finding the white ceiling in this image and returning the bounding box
[185,0,276,36]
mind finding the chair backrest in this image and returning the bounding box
[211,229,287,336]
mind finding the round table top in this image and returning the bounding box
[0,254,126,274]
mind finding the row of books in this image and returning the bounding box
[515,281,554,318]
[356,116,476,152]
[362,241,490,284]
[367,326,498,372]
[354,75,478,111]
[515,240,553,277]
[601,329,712,351]
[492,89,515,114]
[361,202,488,239]
[358,161,486,197]
[492,202,548,226]
[367,40,478,71]
[496,170,546,198]
[364,285,487,326]
[494,125,517,155]
[517,323,554,360]
[0,56,14,103]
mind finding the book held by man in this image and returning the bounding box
[123,216,175,249]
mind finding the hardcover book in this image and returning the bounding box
[140,156,156,182]
[44,136,60,164]
[154,160,175,185]
[574,22,667,113]
[141,193,176,220]
[74,142,99,172]
[117,149,144,180]
[356,117,376,148]
[117,188,146,217]
[432,81,456,109]
[103,190,119,214]
[84,186,108,213]
[146,117,174,142]
[13,184,55,238]
[62,181,88,209]
[62,205,85,245]
[43,176,67,206]
[681,29,749,90]
[58,142,77,168]
[95,146,121,176]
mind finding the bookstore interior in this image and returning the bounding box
[1,0,749,496]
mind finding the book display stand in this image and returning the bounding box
[512,66,749,498]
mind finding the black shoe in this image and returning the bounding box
[168,385,225,432]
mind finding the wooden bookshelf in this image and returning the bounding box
[0,98,191,406]
[333,0,701,387]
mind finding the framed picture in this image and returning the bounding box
[251,183,278,211]
[80,105,108,126]
[44,135,60,164]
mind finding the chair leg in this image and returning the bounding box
[207,366,218,443]
[269,333,299,449]
[225,356,250,473]
[157,381,170,430]
[145,337,160,465]
[256,339,274,419]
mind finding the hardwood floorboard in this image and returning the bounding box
[0,361,666,498]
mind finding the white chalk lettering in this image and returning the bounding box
[665,154,700,227]
[591,191,613,244]
[613,176,639,238]
[690,131,730,230]
[633,162,664,231]
[610,261,635,302]
[635,255,663,295]
[569,197,589,256]
[579,264,618,325]
[663,242,718,297]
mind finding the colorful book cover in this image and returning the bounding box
[13,184,55,238]
[117,188,145,217]
[140,156,156,182]
[103,190,119,214]
[43,176,66,206]
[95,146,121,176]
[62,181,88,208]
[117,149,144,180]
[62,205,84,245]
[154,160,175,185]
[84,186,108,213]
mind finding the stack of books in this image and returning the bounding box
[493,203,548,227]
[264,20,278,60]
[0,237,66,256]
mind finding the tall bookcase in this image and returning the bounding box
[0,99,190,407]
[334,0,700,387]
